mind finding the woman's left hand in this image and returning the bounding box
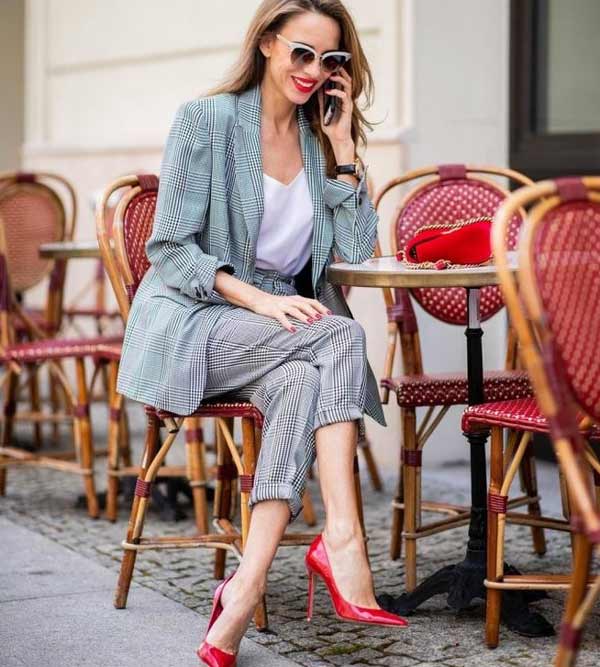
[318,68,355,161]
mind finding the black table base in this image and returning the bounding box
[378,290,554,638]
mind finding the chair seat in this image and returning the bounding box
[93,340,122,362]
[462,397,548,433]
[382,370,532,407]
[1,335,123,364]
[145,401,264,428]
[462,397,600,440]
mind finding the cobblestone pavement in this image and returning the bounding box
[2,406,599,666]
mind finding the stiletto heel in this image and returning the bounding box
[305,534,408,627]
[306,569,316,622]
[196,573,237,667]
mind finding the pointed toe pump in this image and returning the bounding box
[197,573,237,667]
[305,535,409,627]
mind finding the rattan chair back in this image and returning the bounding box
[96,175,158,323]
[0,172,76,293]
[493,176,600,537]
[374,164,533,326]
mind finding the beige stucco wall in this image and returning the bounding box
[0,0,25,171]
[21,0,512,469]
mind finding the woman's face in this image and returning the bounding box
[260,11,342,105]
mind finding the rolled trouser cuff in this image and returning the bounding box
[314,405,363,431]
[248,481,304,522]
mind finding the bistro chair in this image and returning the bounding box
[0,171,77,446]
[373,164,543,591]
[463,177,600,657]
[97,175,337,629]
[0,219,121,518]
[62,189,122,338]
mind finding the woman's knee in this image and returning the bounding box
[320,315,367,352]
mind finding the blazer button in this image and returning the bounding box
[358,197,363,206]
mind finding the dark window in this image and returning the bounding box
[510,0,600,179]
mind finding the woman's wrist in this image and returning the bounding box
[332,140,355,166]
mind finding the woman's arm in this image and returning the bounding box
[318,70,379,264]
[146,100,234,300]
[323,169,378,264]
[214,270,330,333]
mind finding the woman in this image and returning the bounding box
[117,1,407,664]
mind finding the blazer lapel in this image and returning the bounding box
[234,87,333,291]
[234,86,264,253]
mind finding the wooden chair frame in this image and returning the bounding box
[0,171,78,448]
[372,164,550,591]
[97,176,336,630]
[500,177,600,666]
[0,221,101,518]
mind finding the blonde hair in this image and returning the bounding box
[208,0,375,177]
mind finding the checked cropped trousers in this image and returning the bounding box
[202,269,368,520]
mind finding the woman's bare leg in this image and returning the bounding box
[316,420,378,607]
[205,419,377,654]
[204,500,289,654]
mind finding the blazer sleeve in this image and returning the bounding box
[146,100,234,300]
[322,169,379,264]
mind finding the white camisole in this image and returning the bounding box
[255,169,314,277]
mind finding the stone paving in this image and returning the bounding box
[2,405,599,666]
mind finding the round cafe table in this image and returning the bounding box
[39,240,101,260]
[328,254,551,636]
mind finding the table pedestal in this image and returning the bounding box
[378,289,554,638]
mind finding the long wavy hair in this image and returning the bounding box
[207,0,375,177]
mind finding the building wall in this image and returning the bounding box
[0,0,25,171]
[22,0,511,467]
[401,0,511,464]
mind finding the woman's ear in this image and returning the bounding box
[258,33,275,58]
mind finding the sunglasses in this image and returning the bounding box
[276,34,351,73]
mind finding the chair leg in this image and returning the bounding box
[114,413,161,609]
[239,417,268,632]
[27,364,43,449]
[301,488,317,527]
[554,531,593,667]
[486,426,505,649]
[353,453,366,539]
[402,408,419,592]
[213,418,235,580]
[73,358,98,519]
[48,363,63,447]
[390,446,404,561]
[518,442,546,556]
[105,362,122,522]
[185,417,209,535]
[358,436,383,491]
[0,371,19,495]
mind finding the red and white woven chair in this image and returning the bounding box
[0,171,78,446]
[372,164,545,591]
[0,219,121,517]
[97,175,335,630]
[462,177,600,657]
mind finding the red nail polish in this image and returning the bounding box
[315,314,322,320]
[290,326,297,333]
[307,317,314,324]
[327,310,333,315]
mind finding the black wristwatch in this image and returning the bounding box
[335,157,362,178]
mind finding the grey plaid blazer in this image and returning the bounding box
[117,84,385,426]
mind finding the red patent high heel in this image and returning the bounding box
[305,534,408,627]
[196,573,237,667]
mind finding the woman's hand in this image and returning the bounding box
[318,68,355,164]
[247,292,331,333]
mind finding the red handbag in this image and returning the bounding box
[397,216,493,270]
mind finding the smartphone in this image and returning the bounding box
[323,79,339,126]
